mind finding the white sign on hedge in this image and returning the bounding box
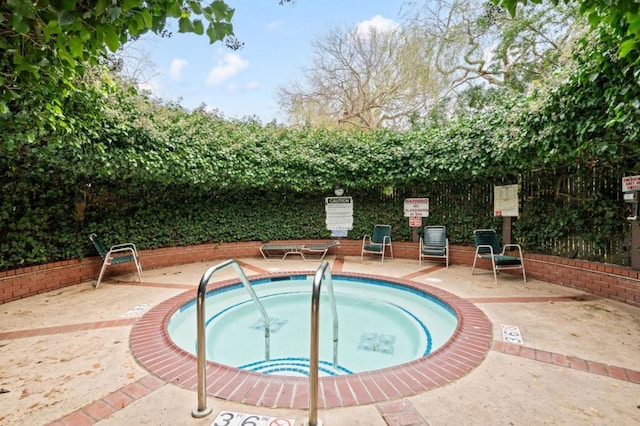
[325,196,353,230]
[494,185,519,217]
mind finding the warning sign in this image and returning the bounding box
[211,411,296,426]
[404,198,429,217]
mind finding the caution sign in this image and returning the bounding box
[325,196,353,231]
[212,411,296,426]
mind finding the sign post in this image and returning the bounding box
[494,185,519,245]
[622,175,640,270]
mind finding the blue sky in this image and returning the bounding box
[130,1,405,123]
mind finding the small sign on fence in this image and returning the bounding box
[622,175,640,193]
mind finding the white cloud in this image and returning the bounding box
[355,14,399,39]
[169,59,188,80]
[206,53,249,86]
[136,79,161,96]
[227,80,261,92]
[267,20,285,31]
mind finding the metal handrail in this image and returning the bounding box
[192,259,270,418]
[308,261,339,426]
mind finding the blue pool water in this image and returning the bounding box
[167,275,458,376]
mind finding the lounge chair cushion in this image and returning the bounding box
[492,255,522,266]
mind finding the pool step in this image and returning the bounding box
[239,357,352,376]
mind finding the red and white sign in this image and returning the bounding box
[409,216,422,227]
[404,198,429,217]
[622,175,640,193]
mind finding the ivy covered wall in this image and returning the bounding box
[1,32,638,271]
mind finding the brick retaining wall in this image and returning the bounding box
[1,240,638,307]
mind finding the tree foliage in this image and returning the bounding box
[494,0,640,60]
[278,24,447,129]
[405,0,583,93]
[0,0,239,111]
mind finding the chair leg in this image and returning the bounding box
[521,263,527,283]
[95,259,110,289]
[134,257,143,283]
[491,258,498,284]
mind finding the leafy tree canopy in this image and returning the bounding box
[1,0,238,112]
[494,0,640,59]
[1,1,294,115]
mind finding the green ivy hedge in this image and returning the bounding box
[1,31,638,271]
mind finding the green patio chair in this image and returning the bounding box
[361,224,393,262]
[472,229,526,283]
[419,226,449,267]
[89,233,143,289]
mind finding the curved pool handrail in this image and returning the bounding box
[308,260,339,426]
[192,259,270,418]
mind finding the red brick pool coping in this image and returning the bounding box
[129,271,493,409]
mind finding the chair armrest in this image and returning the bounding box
[110,242,137,249]
[503,244,523,257]
[108,245,139,257]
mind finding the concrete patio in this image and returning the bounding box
[1,256,639,425]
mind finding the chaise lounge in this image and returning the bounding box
[260,241,340,262]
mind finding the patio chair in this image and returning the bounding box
[419,226,449,267]
[472,229,526,283]
[89,233,143,289]
[361,224,393,262]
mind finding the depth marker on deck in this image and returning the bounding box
[211,411,295,426]
[501,324,523,344]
